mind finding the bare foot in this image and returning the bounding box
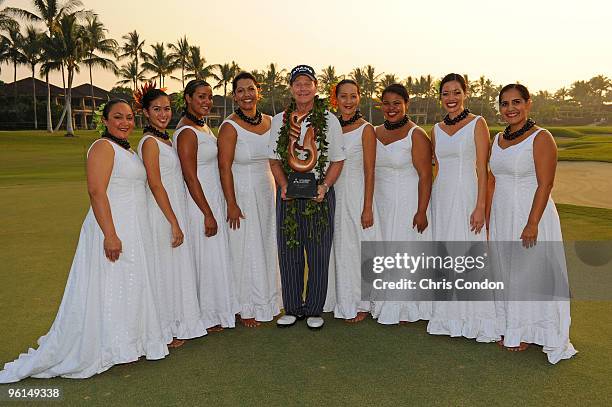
[168,338,185,348]
[240,317,261,328]
[346,312,369,324]
[207,325,224,333]
[506,342,529,352]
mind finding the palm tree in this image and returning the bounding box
[185,45,213,81]
[169,35,189,88]
[350,67,367,114]
[8,1,87,132]
[262,63,286,115]
[0,0,18,33]
[40,33,64,132]
[473,75,497,117]
[317,65,340,98]
[2,30,25,101]
[0,37,8,75]
[118,30,144,88]
[251,69,265,85]
[379,73,398,91]
[404,76,415,96]
[141,42,174,87]
[569,80,592,106]
[362,65,381,121]
[588,75,612,104]
[350,67,366,90]
[20,25,43,129]
[82,14,117,117]
[6,0,84,35]
[56,12,85,136]
[419,74,435,123]
[462,74,475,96]
[213,61,240,118]
[554,87,570,102]
[229,61,240,110]
[116,59,145,90]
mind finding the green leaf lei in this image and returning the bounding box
[275,96,330,248]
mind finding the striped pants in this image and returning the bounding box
[276,187,335,316]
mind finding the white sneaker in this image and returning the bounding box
[306,316,324,329]
[276,314,297,327]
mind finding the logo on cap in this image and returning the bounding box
[290,65,316,84]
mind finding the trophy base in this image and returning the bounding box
[286,172,317,199]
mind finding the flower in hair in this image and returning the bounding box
[329,84,338,111]
[133,81,167,111]
[93,103,106,136]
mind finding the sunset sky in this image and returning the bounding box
[1,0,611,94]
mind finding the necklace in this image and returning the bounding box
[384,115,409,130]
[183,110,206,127]
[275,96,330,248]
[143,125,170,140]
[234,108,262,126]
[443,108,470,126]
[503,118,536,141]
[102,131,131,151]
[338,110,362,127]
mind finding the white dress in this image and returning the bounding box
[489,129,577,364]
[0,139,168,383]
[174,126,239,329]
[371,126,433,324]
[333,123,382,319]
[137,135,207,340]
[427,117,499,342]
[220,120,281,321]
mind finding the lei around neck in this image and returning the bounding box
[275,96,331,248]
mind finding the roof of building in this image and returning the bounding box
[71,83,115,100]
[0,77,64,97]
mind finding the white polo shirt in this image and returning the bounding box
[268,110,345,179]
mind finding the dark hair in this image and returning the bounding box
[439,73,467,96]
[232,71,260,94]
[335,79,360,96]
[142,89,169,110]
[499,83,530,103]
[381,83,409,103]
[103,98,131,119]
[183,79,211,103]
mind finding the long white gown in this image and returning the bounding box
[0,139,168,383]
[427,117,499,342]
[220,119,280,321]
[333,123,382,319]
[174,126,239,329]
[371,126,433,324]
[489,129,577,364]
[137,135,207,340]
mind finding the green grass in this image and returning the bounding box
[557,204,612,240]
[0,130,611,406]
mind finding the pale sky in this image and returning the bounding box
[2,0,611,94]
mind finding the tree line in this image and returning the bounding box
[1,0,611,134]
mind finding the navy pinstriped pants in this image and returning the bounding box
[276,187,335,316]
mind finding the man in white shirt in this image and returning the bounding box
[268,65,345,329]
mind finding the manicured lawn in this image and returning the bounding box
[0,130,611,406]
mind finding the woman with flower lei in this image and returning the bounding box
[268,65,346,330]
